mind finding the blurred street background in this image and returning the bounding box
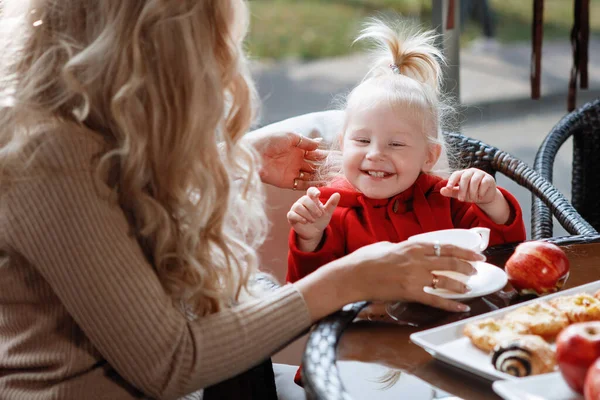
[248,0,600,238]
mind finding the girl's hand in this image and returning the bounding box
[287,187,340,252]
[440,168,497,204]
[440,168,511,224]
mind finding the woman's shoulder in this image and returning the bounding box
[1,122,112,207]
[21,123,108,173]
[1,124,116,246]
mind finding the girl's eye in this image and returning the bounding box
[391,142,406,147]
[354,138,370,144]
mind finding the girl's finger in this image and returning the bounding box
[287,211,307,224]
[323,192,340,214]
[458,169,475,201]
[446,170,463,188]
[440,186,460,198]
[291,201,316,222]
[299,194,323,218]
[306,186,321,199]
[480,176,496,199]
[469,171,486,202]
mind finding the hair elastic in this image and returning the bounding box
[389,63,401,74]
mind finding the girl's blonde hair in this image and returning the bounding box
[0,0,267,316]
[320,18,453,182]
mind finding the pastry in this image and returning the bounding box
[549,293,600,323]
[504,302,569,338]
[463,318,528,352]
[491,334,556,377]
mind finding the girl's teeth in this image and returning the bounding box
[368,171,385,178]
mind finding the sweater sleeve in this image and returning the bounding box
[286,209,347,283]
[5,167,311,400]
[451,186,527,246]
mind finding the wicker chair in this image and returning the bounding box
[444,132,595,238]
[532,98,600,239]
[302,132,596,400]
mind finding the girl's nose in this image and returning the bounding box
[365,147,386,161]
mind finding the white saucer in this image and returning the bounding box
[424,261,508,300]
[493,372,581,400]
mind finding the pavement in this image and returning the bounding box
[251,38,600,238]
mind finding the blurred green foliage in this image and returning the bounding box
[246,0,600,60]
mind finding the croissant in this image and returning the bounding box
[491,335,556,377]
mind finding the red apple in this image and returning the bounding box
[505,241,570,296]
[556,321,600,395]
[584,358,600,400]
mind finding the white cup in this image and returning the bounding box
[407,228,490,283]
[407,227,490,253]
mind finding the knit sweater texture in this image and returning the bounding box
[0,128,311,399]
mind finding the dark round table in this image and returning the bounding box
[301,234,600,400]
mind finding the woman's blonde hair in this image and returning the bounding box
[319,17,453,182]
[0,0,267,316]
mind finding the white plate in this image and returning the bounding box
[425,261,507,300]
[493,372,582,400]
[410,280,600,382]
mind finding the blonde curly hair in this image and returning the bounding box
[0,0,267,316]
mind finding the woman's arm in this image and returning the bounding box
[6,168,312,400]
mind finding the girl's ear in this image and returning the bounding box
[422,143,442,172]
[338,132,344,150]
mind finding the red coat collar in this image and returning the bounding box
[318,173,444,208]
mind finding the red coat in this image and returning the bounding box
[287,173,526,283]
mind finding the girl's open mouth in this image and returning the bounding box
[361,170,395,179]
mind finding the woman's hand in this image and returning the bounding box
[294,241,484,322]
[243,130,327,190]
[440,168,511,224]
[287,187,340,252]
[340,241,480,307]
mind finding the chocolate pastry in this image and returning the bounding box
[492,335,556,377]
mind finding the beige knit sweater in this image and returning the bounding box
[0,128,312,400]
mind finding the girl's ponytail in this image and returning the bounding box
[355,18,445,95]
